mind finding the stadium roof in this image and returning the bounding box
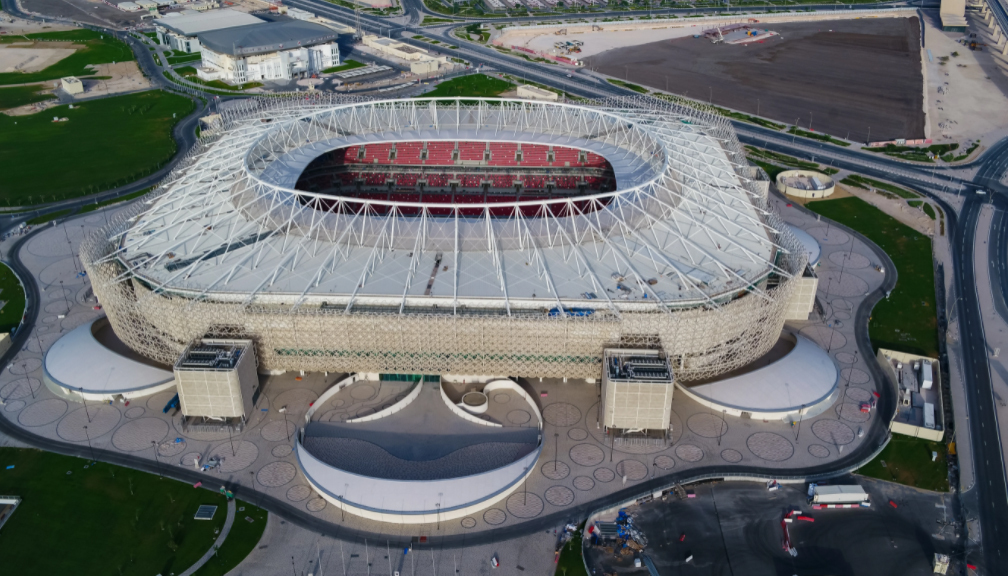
[155,8,264,37]
[103,97,800,316]
[198,20,337,56]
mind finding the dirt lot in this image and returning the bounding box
[586,18,926,142]
[22,0,144,29]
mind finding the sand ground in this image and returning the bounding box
[0,9,73,34]
[0,43,77,73]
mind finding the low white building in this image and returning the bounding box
[60,76,84,95]
[154,8,264,54]
[197,20,339,84]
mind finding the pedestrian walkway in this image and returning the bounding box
[180,498,236,576]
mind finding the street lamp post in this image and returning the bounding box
[60,280,70,315]
[554,432,559,473]
[80,386,92,423]
[151,440,163,479]
[228,424,236,457]
[83,424,96,462]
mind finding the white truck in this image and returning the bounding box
[808,484,870,506]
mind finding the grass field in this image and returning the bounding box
[26,208,72,225]
[0,262,26,334]
[0,29,134,86]
[0,90,193,205]
[79,186,155,214]
[0,84,55,110]
[423,74,512,98]
[787,126,850,147]
[322,59,364,74]
[167,53,203,65]
[0,447,267,575]
[192,501,268,576]
[857,435,949,492]
[807,196,939,358]
[841,174,918,200]
[555,522,589,576]
[606,78,648,94]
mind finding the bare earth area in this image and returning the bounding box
[0,44,77,73]
[587,17,925,142]
[19,0,142,29]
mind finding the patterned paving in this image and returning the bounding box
[615,459,647,480]
[746,432,795,462]
[506,492,543,518]
[146,391,176,411]
[818,270,870,298]
[287,485,312,501]
[492,393,510,404]
[9,358,42,375]
[180,452,203,468]
[687,413,728,438]
[836,403,871,423]
[112,417,169,451]
[57,406,120,442]
[544,486,575,507]
[4,400,25,412]
[541,461,570,480]
[720,449,743,463]
[573,476,595,491]
[835,352,858,364]
[828,250,871,269]
[211,440,259,473]
[799,325,847,351]
[483,508,506,525]
[806,226,850,246]
[257,461,297,487]
[1,378,41,400]
[273,389,318,415]
[124,406,145,419]
[675,444,704,463]
[567,428,588,441]
[840,368,871,385]
[461,517,477,528]
[349,384,377,400]
[261,420,297,442]
[570,443,604,467]
[306,498,327,512]
[18,398,67,427]
[808,444,831,458]
[272,444,294,458]
[845,387,872,402]
[542,403,581,427]
[812,420,855,445]
[594,467,615,482]
[158,438,187,457]
[507,410,531,425]
[654,455,675,470]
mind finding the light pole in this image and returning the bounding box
[83,424,96,462]
[554,432,559,473]
[80,386,92,423]
[228,424,236,457]
[60,280,70,315]
[151,440,163,479]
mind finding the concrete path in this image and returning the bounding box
[180,498,236,576]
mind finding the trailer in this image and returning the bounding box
[809,484,869,506]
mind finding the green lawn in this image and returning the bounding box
[192,501,268,576]
[807,196,939,358]
[167,52,203,65]
[26,208,73,225]
[857,435,949,492]
[175,66,198,77]
[422,73,512,98]
[0,84,56,110]
[322,59,364,74]
[0,447,266,575]
[841,174,918,200]
[555,522,589,576]
[0,262,26,334]
[606,78,648,94]
[863,142,957,163]
[0,29,134,86]
[0,90,194,205]
[787,126,850,147]
[79,186,155,214]
[185,76,263,91]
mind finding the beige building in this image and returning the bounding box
[517,84,559,101]
[60,76,83,95]
[174,338,259,420]
[783,268,818,320]
[601,349,675,433]
[940,0,967,31]
[776,169,835,199]
[877,349,945,441]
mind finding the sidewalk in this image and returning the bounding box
[180,498,236,576]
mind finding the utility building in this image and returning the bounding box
[174,338,258,420]
[601,349,675,432]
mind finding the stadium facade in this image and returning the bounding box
[81,95,807,385]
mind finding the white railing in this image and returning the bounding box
[484,379,543,429]
[440,385,503,427]
[346,380,423,423]
[304,372,374,423]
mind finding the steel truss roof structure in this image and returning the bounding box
[82,94,807,382]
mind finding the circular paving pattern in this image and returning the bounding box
[746,432,795,462]
[832,298,854,313]
[273,389,318,415]
[44,301,72,314]
[593,467,615,482]
[4,400,25,412]
[41,315,58,325]
[543,403,581,427]
[461,517,477,529]
[818,270,870,298]
[124,406,145,419]
[570,443,605,467]
[507,410,531,425]
[25,332,60,353]
[180,452,203,468]
[483,508,506,525]
[675,444,704,463]
[833,311,851,321]
[615,459,647,481]
[807,227,850,246]
[541,461,570,480]
[210,441,259,473]
[257,461,297,487]
[799,325,847,351]
[158,439,187,457]
[350,384,377,400]
[60,313,92,332]
[318,410,348,422]
[9,358,42,375]
[687,413,728,438]
[57,406,120,442]
[720,449,743,463]
[1,377,41,400]
[492,393,510,404]
[812,419,855,445]
[261,420,297,442]
[29,235,77,258]
[845,387,872,402]
[836,403,871,423]
[573,476,595,491]
[567,428,588,441]
[306,498,327,512]
[112,418,169,451]
[544,486,575,507]
[835,352,858,364]
[808,444,831,458]
[147,391,177,411]
[829,250,871,269]
[287,485,312,501]
[272,444,294,458]
[506,492,544,518]
[654,455,675,470]
[840,368,870,385]
[18,398,67,427]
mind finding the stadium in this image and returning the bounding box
[80,94,807,385]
